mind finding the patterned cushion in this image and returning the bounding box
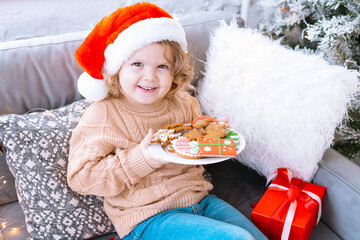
[0,99,115,239]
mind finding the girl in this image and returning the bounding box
[67,3,267,240]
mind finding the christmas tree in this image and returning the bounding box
[257,0,360,162]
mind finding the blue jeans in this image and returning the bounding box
[123,195,267,240]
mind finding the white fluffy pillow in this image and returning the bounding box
[197,22,359,181]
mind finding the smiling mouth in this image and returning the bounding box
[138,86,156,91]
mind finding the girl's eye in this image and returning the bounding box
[132,62,143,67]
[158,65,168,69]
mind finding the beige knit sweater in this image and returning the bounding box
[67,90,213,238]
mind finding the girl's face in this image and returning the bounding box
[118,43,174,105]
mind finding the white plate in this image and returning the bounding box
[149,134,246,165]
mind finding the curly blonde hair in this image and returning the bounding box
[104,40,194,99]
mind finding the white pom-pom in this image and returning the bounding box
[77,72,108,102]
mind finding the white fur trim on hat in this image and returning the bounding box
[77,72,108,102]
[104,17,187,75]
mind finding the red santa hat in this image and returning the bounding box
[75,2,187,101]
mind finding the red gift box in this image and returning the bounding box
[251,168,326,240]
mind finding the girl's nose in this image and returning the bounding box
[143,67,156,81]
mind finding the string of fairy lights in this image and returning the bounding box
[0,176,25,238]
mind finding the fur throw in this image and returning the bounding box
[197,22,359,181]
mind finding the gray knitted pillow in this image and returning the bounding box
[0,99,115,239]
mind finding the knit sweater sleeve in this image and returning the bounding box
[67,102,155,197]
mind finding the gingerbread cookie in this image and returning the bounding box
[204,122,227,139]
[182,121,227,140]
[191,116,218,126]
[163,122,185,129]
[151,128,181,146]
[191,118,212,129]
[173,124,193,132]
[183,128,205,141]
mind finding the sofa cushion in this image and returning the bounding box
[0,31,87,116]
[314,148,360,239]
[197,22,359,181]
[179,11,242,87]
[0,100,116,239]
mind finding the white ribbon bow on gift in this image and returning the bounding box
[266,168,323,240]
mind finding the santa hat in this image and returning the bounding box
[75,2,187,101]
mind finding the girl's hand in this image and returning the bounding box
[217,117,228,124]
[140,128,168,168]
[217,117,233,128]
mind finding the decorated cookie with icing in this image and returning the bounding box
[151,128,181,146]
[195,138,237,157]
[171,137,202,159]
[223,129,240,145]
